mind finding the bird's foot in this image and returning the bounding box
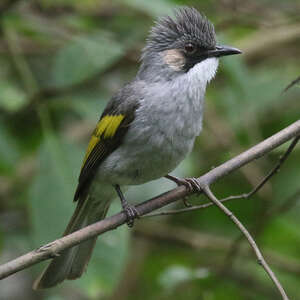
[114,184,139,227]
[181,177,203,193]
[165,175,202,195]
[123,204,140,227]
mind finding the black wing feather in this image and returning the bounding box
[73,83,140,202]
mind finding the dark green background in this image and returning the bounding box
[0,0,299,299]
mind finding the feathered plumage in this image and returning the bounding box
[143,7,216,54]
[33,6,241,290]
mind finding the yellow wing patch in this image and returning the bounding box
[81,114,125,168]
[95,115,125,138]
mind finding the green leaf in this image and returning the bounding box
[51,33,125,88]
[0,81,27,112]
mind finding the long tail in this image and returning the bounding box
[33,195,111,289]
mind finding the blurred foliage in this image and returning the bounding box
[0,0,300,299]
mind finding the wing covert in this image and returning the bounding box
[73,91,139,202]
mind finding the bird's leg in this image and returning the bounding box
[165,175,202,207]
[114,184,139,227]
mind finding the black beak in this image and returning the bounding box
[207,45,242,58]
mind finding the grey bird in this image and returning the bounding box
[33,6,241,289]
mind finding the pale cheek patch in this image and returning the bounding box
[162,49,185,71]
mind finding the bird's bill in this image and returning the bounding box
[207,45,242,58]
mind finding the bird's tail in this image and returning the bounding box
[33,195,111,289]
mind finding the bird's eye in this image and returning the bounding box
[184,43,196,54]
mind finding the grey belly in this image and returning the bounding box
[96,133,194,185]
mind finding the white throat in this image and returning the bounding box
[187,57,219,86]
[176,57,219,102]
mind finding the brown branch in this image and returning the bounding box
[145,135,299,217]
[0,120,299,285]
[201,185,289,300]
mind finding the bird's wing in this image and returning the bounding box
[73,87,140,202]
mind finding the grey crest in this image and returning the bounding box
[143,7,216,55]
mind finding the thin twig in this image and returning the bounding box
[201,185,289,300]
[0,120,299,281]
[283,75,300,93]
[220,137,300,276]
[145,136,299,218]
[217,136,300,202]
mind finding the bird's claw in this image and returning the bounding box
[165,175,203,207]
[183,177,203,193]
[166,175,202,193]
[123,204,140,227]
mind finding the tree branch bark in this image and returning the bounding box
[201,185,289,299]
[145,135,299,217]
[0,120,299,283]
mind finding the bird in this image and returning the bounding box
[33,6,241,289]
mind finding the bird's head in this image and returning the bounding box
[139,7,241,82]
